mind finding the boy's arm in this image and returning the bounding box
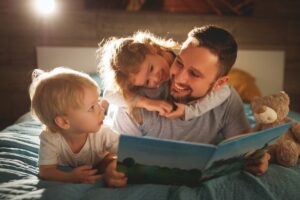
[39,165,101,183]
[103,159,127,187]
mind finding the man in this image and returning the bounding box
[105,25,270,187]
[113,25,247,143]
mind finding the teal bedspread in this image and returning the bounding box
[1,107,300,200]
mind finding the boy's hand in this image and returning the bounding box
[72,165,102,183]
[164,103,185,119]
[104,159,127,188]
[244,150,271,176]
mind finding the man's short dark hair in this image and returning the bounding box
[188,25,238,77]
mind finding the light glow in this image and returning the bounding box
[34,0,56,15]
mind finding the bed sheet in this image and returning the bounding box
[1,107,300,200]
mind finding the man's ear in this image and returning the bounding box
[54,115,70,130]
[212,76,229,92]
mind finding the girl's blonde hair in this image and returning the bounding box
[29,67,99,132]
[97,31,179,122]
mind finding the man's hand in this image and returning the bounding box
[104,159,127,187]
[244,150,271,176]
[164,103,185,119]
[72,165,102,183]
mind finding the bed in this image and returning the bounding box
[1,47,300,199]
[1,102,300,200]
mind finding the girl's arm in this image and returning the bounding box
[104,88,173,115]
[136,96,173,116]
[39,165,101,183]
[103,89,128,108]
[165,85,231,120]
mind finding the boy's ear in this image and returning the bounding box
[54,115,70,130]
[212,75,229,92]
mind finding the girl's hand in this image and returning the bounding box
[138,98,173,116]
[165,103,185,119]
[72,165,102,184]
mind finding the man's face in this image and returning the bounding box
[170,44,219,103]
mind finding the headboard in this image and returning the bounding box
[36,46,98,74]
[36,46,285,96]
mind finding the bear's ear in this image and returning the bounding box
[279,91,289,99]
[252,96,260,101]
[278,91,290,103]
[250,96,261,105]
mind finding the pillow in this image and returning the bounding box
[228,68,262,103]
[89,73,104,96]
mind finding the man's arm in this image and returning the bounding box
[244,150,271,176]
[221,87,270,176]
[221,87,250,138]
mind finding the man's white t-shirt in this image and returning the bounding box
[38,125,119,167]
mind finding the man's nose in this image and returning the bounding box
[175,69,189,83]
[150,75,160,88]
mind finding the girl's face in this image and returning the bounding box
[132,53,170,89]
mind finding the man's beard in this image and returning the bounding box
[171,92,199,104]
[169,78,199,104]
[169,76,214,104]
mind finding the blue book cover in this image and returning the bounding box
[117,123,292,186]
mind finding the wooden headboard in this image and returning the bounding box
[36,46,285,96]
[36,46,98,74]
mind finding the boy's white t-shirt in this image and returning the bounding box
[38,125,119,167]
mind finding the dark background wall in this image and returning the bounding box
[0,0,300,130]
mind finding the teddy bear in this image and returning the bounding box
[228,68,262,103]
[250,91,300,167]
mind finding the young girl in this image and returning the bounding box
[97,31,231,122]
[29,67,126,186]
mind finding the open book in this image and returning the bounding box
[117,123,292,186]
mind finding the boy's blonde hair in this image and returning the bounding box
[29,67,99,132]
[97,31,179,122]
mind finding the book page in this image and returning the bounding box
[205,123,292,169]
[118,135,216,171]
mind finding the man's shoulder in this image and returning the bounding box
[212,86,244,113]
[224,86,243,105]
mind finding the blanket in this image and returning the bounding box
[1,107,300,200]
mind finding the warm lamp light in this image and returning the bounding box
[34,0,56,15]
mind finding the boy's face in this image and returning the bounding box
[132,53,170,89]
[169,44,220,103]
[65,87,106,134]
